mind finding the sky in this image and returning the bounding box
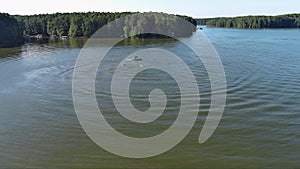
[0,0,299,18]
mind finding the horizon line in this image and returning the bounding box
[2,11,299,19]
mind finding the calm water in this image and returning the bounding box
[0,28,299,168]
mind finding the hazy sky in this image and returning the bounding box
[0,0,299,18]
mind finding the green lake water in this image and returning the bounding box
[0,28,299,168]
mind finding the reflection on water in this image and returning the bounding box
[0,29,299,168]
[0,47,22,59]
[47,38,88,48]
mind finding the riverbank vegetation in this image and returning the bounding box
[3,12,300,47]
[14,12,196,38]
[14,12,132,38]
[0,12,196,47]
[196,13,300,29]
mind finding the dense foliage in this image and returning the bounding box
[196,14,300,29]
[13,12,196,38]
[94,13,197,38]
[14,12,132,38]
[0,13,23,47]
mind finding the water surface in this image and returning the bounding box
[0,28,299,168]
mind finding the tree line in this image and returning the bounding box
[92,13,197,38]
[196,13,300,29]
[0,12,196,47]
[14,12,196,38]
[14,12,132,38]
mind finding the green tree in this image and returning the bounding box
[0,13,23,47]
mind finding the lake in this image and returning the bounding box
[0,28,299,168]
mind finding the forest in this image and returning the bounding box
[14,12,132,38]
[2,12,300,47]
[0,12,196,47]
[0,13,23,47]
[196,13,300,28]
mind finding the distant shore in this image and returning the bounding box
[195,13,300,29]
